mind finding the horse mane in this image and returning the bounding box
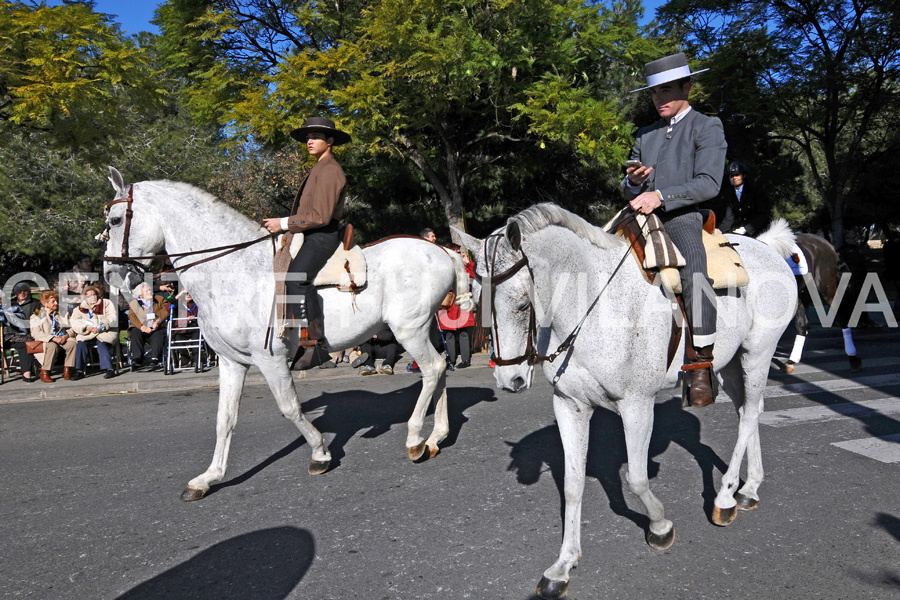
[143,180,264,236]
[755,217,796,259]
[509,203,626,250]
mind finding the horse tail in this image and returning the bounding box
[756,217,796,258]
[448,251,476,312]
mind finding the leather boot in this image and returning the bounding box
[63,366,73,380]
[687,344,716,407]
[40,369,54,383]
[293,316,329,370]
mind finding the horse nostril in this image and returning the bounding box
[511,376,526,392]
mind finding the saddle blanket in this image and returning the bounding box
[604,208,749,295]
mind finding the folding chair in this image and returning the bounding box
[165,316,209,374]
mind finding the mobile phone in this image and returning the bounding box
[625,159,642,169]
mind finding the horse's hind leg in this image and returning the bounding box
[618,397,674,550]
[259,357,331,474]
[181,356,249,501]
[393,326,448,460]
[535,394,592,600]
[786,299,807,373]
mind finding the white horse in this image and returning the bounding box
[102,167,472,501]
[456,204,797,599]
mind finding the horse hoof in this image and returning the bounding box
[180,487,206,502]
[712,504,737,526]
[426,444,440,459]
[646,526,675,550]
[308,460,330,475]
[785,361,795,374]
[535,576,569,599]
[849,356,862,372]
[735,492,759,511]
[407,440,426,461]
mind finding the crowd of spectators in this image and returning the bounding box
[2,230,485,384]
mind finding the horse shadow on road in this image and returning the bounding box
[208,383,495,495]
[114,526,314,599]
[506,398,729,533]
[302,383,496,467]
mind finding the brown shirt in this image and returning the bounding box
[286,154,346,233]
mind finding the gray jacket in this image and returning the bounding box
[622,109,727,214]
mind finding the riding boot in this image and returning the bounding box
[686,344,716,407]
[292,289,329,371]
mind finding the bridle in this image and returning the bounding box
[102,183,275,278]
[484,215,639,369]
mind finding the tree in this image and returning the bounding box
[659,0,900,247]
[156,0,668,233]
[0,0,161,149]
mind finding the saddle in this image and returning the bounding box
[604,208,749,294]
[282,224,367,291]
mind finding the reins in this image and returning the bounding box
[486,211,640,367]
[103,184,276,278]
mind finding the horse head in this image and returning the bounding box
[456,223,535,393]
[102,166,165,293]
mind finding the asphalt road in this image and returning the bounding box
[2,324,899,600]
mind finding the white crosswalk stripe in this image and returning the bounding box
[760,398,900,427]
[832,434,900,464]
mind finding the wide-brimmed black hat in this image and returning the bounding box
[289,116,351,145]
[630,52,709,93]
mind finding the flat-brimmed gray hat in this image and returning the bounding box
[630,52,709,93]
[290,116,351,145]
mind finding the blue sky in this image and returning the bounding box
[63,1,667,36]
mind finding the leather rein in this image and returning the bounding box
[485,215,639,368]
[103,184,275,277]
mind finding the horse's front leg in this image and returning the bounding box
[181,356,248,501]
[618,397,674,549]
[535,393,592,600]
[258,355,331,474]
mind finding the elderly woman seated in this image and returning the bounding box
[127,282,169,371]
[30,290,77,382]
[70,285,119,380]
[2,282,41,382]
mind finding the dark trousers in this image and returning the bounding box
[663,210,717,344]
[358,341,399,368]
[444,327,473,364]
[286,226,340,324]
[75,339,114,371]
[7,339,35,374]
[129,327,167,362]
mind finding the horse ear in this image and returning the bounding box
[451,226,483,256]
[506,220,522,251]
[108,166,127,197]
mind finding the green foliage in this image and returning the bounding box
[155,0,669,232]
[0,1,162,148]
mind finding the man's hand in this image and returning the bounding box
[629,191,662,215]
[263,218,284,234]
[626,164,654,187]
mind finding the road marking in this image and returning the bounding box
[764,373,900,398]
[770,356,900,376]
[832,434,900,464]
[760,398,900,427]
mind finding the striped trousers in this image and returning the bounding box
[662,210,717,347]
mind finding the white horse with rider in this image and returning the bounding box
[102,167,473,501]
[457,203,798,599]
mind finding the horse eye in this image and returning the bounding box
[516,297,531,312]
[109,216,122,227]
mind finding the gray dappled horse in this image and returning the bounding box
[102,167,472,501]
[457,203,797,599]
